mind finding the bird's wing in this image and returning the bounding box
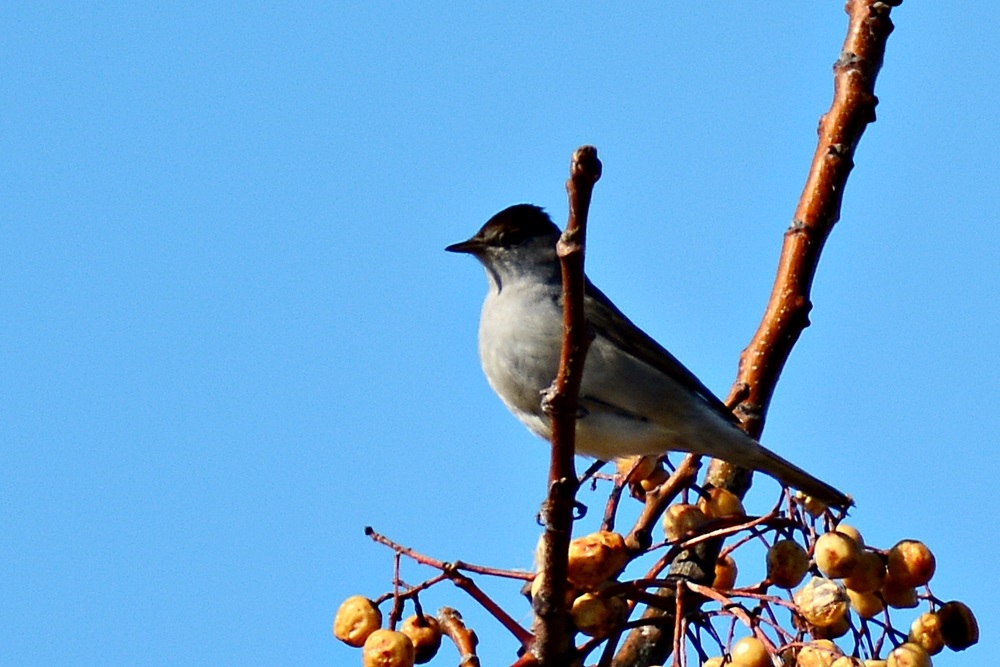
[581,278,741,426]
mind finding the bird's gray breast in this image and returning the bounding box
[477,281,563,432]
[475,275,737,459]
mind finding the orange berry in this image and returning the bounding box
[333,595,382,647]
[570,590,628,638]
[399,615,442,664]
[907,612,943,655]
[712,553,738,590]
[880,578,918,609]
[698,487,746,519]
[566,531,629,590]
[846,588,884,619]
[937,600,979,650]
[662,503,708,542]
[796,639,840,667]
[638,465,671,491]
[766,539,810,588]
[730,636,770,667]
[362,629,415,667]
[814,531,861,579]
[885,642,930,667]
[614,455,659,482]
[794,577,848,628]
[886,540,935,587]
[842,550,886,593]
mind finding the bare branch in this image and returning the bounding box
[531,146,603,665]
[724,0,900,441]
[365,526,533,647]
[625,454,702,552]
[613,3,902,664]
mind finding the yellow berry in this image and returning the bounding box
[796,639,840,667]
[400,615,442,664]
[846,588,884,619]
[814,531,861,579]
[638,466,671,491]
[570,590,628,638]
[566,531,629,590]
[794,577,848,628]
[767,539,810,588]
[662,503,708,542]
[842,551,886,593]
[730,636,770,667]
[795,491,828,518]
[712,553,738,590]
[615,455,659,481]
[885,642,931,667]
[333,595,382,647]
[906,612,943,656]
[886,540,935,588]
[834,524,864,546]
[813,612,851,640]
[880,578,918,609]
[831,657,865,667]
[698,487,746,519]
[362,629,415,667]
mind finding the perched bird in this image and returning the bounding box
[447,204,848,507]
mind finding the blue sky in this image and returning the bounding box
[2,4,995,665]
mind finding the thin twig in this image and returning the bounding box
[365,526,533,647]
[365,527,533,581]
[625,454,702,552]
[532,145,602,666]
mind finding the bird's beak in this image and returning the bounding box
[445,237,484,254]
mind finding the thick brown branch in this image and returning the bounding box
[613,3,901,665]
[725,0,899,441]
[531,146,603,665]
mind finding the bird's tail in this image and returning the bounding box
[746,443,851,508]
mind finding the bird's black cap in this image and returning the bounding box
[446,204,560,254]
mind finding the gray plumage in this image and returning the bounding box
[447,204,848,507]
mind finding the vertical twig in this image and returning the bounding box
[438,607,482,667]
[531,145,603,665]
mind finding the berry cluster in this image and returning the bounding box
[333,595,443,667]
[334,455,978,666]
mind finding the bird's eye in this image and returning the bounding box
[497,228,525,247]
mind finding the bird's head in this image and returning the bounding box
[446,204,562,292]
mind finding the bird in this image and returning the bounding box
[446,203,848,507]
